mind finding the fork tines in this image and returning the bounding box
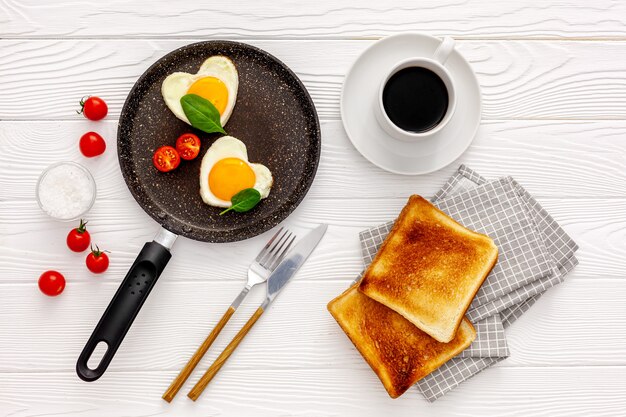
[256,227,296,270]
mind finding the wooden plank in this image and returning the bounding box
[0,193,621,281]
[497,279,626,367]
[1,366,625,416]
[1,2,624,416]
[2,0,626,40]
[1,120,625,201]
[2,40,626,120]
[0,278,624,372]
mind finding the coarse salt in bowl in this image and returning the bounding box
[36,162,97,221]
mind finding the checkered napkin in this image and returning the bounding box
[432,166,579,327]
[355,165,578,401]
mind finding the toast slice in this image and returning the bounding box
[359,195,498,343]
[328,284,476,398]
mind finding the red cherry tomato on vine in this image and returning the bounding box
[153,146,180,172]
[175,133,201,160]
[38,270,66,296]
[79,132,107,157]
[78,96,108,121]
[86,245,109,274]
[67,219,91,252]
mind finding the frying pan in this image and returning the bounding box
[76,41,321,381]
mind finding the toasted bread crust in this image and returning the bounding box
[328,284,476,398]
[359,195,498,342]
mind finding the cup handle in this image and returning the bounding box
[433,37,455,65]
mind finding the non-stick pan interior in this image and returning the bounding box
[117,41,321,242]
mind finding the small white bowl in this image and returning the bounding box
[36,161,97,222]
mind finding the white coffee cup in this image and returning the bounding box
[374,37,457,141]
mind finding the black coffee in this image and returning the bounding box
[382,67,449,133]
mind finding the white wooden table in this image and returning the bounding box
[1,1,626,416]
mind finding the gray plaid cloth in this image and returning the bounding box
[355,165,578,401]
[433,166,579,327]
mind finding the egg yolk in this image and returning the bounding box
[187,77,228,115]
[209,157,256,201]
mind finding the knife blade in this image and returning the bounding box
[262,223,328,308]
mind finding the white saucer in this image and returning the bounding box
[340,33,482,175]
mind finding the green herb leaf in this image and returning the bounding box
[180,94,226,135]
[220,188,261,215]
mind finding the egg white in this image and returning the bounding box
[161,56,238,127]
[199,136,273,208]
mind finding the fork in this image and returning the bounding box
[162,227,296,402]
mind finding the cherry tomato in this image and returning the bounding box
[79,131,107,157]
[78,96,108,121]
[86,245,109,274]
[38,270,66,296]
[67,219,91,252]
[175,133,201,160]
[153,146,181,172]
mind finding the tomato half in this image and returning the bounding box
[38,270,66,296]
[153,146,181,172]
[175,133,201,160]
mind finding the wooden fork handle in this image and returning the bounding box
[188,306,265,401]
[162,306,236,402]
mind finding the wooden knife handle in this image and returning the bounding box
[187,306,265,401]
[162,306,236,402]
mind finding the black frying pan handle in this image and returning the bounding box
[76,241,172,381]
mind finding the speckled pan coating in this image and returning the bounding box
[118,41,321,242]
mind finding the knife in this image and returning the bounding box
[187,223,328,401]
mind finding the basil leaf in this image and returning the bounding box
[180,94,226,135]
[219,188,261,215]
